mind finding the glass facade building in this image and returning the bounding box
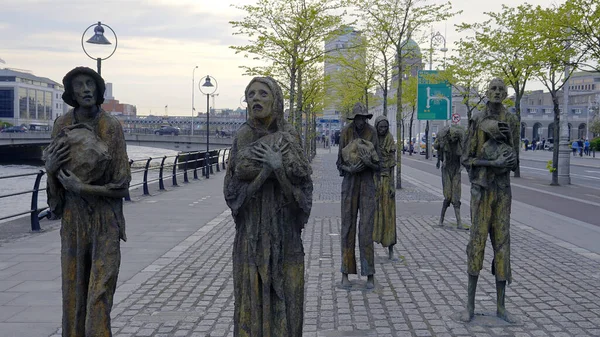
[0,69,64,126]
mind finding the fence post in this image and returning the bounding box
[216,149,222,172]
[201,151,207,177]
[183,152,189,183]
[30,170,44,232]
[193,151,199,180]
[172,155,179,186]
[143,157,152,195]
[125,159,134,201]
[210,150,215,174]
[159,156,167,190]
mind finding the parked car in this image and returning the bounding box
[154,125,180,136]
[0,126,27,133]
[544,138,554,151]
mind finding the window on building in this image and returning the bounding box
[573,108,582,114]
[44,91,52,120]
[528,108,538,113]
[544,108,552,114]
[0,88,14,118]
[19,88,28,119]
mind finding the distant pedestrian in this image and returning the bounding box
[532,139,537,151]
[578,139,584,157]
[584,139,590,156]
[524,138,529,151]
[572,140,579,156]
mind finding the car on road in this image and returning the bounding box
[154,125,180,136]
[0,126,28,133]
[544,138,554,151]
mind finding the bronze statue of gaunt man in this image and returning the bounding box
[337,102,380,289]
[460,78,519,323]
[434,124,468,229]
[224,77,313,336]
[44,67,131,337]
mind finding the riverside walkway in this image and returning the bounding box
[0,148,599,337]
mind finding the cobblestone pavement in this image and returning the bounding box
[50,149,600,337]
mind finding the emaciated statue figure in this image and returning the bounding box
[433,124,468,229]
[460,78,519,323]
[337,102,380,289]
[372,115,397,259]
[43,67,131,337]
[224,77,313,336]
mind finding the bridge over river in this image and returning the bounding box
[0,132,234,161]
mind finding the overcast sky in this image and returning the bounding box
[0,0,561,116]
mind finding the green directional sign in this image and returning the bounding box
[417,70,452,120]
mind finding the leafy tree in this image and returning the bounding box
[353,0,457,188]
[439,43,490,121]
[562,0,600,72]
[401,76,418,154]
[456,4,539,177]
[589,116,600,137]
[530,4,586,185]
[230,0,347,138]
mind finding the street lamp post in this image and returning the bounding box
[425,30,448,159]
[81,21,118,76]
[191,66,198,135]
[199,75,218,178]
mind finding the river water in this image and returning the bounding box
[0,145,179,222]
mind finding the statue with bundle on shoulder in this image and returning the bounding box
[433,124,469,230]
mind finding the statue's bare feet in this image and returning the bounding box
[341,273,351,288]
[497,308,517,323]
[458,309,474,323]
[366,275,375,289]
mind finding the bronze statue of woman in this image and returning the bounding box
[224,77,313,336]
[372,115,397,259]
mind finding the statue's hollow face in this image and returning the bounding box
[72,74,97,108]
[354,115,368,131]
[377,120,389,136]
[247,81,274,120]
[487,80,507,104]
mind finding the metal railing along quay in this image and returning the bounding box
[0,147,230,232]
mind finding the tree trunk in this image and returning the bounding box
[288,61,297,125]
[425,121,430,159]
[395,53,403,189]
[551,94,560,185]
[296,67,303,142]
[383,54,389,117]
[409,107,415,156]
[513,90,523,178]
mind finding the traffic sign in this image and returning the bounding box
[417,70,452,120]
[451,113,460,124]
